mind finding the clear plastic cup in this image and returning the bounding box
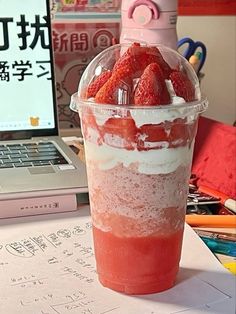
[71,43,208,295]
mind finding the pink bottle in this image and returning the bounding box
[120,0,178,50]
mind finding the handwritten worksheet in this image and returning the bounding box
[0,206,235,314]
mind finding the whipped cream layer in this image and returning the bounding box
[87,81,199,128]
[85,140,194,175]
[82,78,198,175]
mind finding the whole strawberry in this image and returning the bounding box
[169,70,196,102]
[134,63,171,106]
[113,43,172,79]
[86,70,112,98]
[95,66,133,105]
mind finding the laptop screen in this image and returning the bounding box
[0,0,58,139]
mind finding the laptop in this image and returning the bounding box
[0,0,88,216]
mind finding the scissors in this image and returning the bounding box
[177,37,207,73]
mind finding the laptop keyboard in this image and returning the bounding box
[0,142,68,169]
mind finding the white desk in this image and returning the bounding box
[0,206,235,314]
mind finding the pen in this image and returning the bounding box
[189,51,202,73]
[200,236,236,257]
[223,262,236,275]
[218,206,235,215]
[194,229,236,242]
[198,185,236,213]
[185,214,236,228]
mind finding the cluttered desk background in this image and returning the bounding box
[50,0,236,131]
[0,0,235,312]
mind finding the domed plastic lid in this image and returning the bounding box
[76,42,202,109]
[70,43,208,152]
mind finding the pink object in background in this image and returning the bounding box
[52,18,120,129]
[120,0,178,50]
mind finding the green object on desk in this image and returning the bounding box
[200,236,236,257]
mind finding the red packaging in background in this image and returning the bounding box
[52,13,120,129]
[192,116,236,200]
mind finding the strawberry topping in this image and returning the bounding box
[113,43,172,79]
[86,70,112,98]
[169,70,196,102]
[134,63,171,106]
[95,66,133,105]
[81,43,200,151]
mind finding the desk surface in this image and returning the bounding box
[0,206,235,314]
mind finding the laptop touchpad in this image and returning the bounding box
[28,167,55,175]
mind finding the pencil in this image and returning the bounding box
[198,185,236,213]
[185,215,236,228]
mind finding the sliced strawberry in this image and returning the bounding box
[187,119,198,143]
[169,118,188,147]
[113,43,172,79]
[95,66,133,105]
[139,123,168,142]
[81,108,99,141]
[145,46,172,79]
[137,118,194,150]
[169,71,196,102]
[134,63,171,106]
[86,70,112,98]
[101,116,137,150]
[137,123,169,150]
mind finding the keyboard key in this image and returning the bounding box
[14,162,32,167]
[19,149,28,153]
[8,153,26,158]
[32,161,51,166]
[9,158,21,163]
[50,159,68,165]
[7,149,20,154]
[38,142,55,147]
[40,161,51,165]
[25,148,38,153]
[21,156,60,162]
[6,145,22,149]
[0,164,14,168]
[27,151,59,158]
[0,155,10,160]
[2,159,15,164]
[0,146,9,152]
[37,147,59,152]
[23,144,39,148]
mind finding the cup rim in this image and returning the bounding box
[70,92,208,114]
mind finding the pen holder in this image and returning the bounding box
[198,72,205,84]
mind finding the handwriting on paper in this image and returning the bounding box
[0,209,233,314]
[0,218,124,314]
[2,223,92,259]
